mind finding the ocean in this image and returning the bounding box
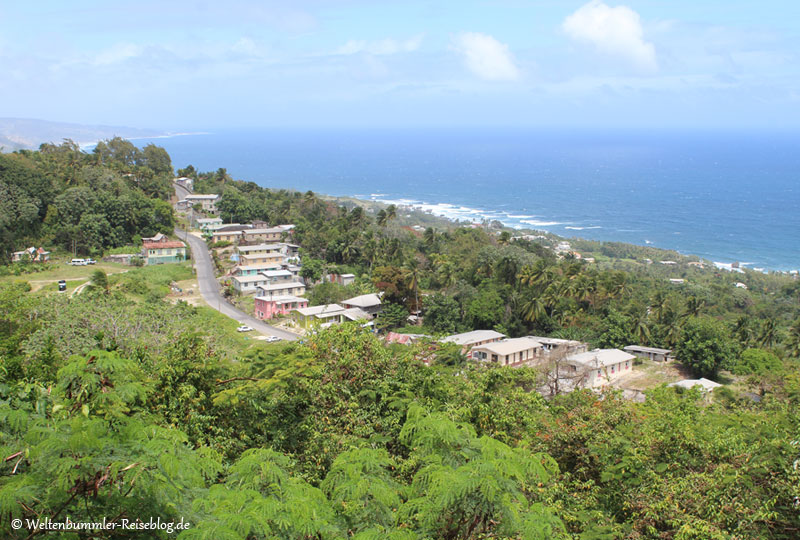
[125,128,800,271]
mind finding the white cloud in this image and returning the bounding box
[336,35,423,56]
[451,32,520,81]
[563,1,657,72]
[93,43,142,66]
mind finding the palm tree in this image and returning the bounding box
[404,259,421,313]
[759,318,778,348]
[786,318,800,358]
[650,291,670,323]
[684,296,705,318]
[521,295,546,324]
[733,315,753,348]
[631,311,651,345]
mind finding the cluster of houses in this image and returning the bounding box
[437,329,674,392]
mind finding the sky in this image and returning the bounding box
[2,0,800,130]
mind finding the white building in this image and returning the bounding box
[183,194,220,214]
[440,330,506,359]
[472,337,544,367]
[563,349,636,388]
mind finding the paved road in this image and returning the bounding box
[177,228,298,341]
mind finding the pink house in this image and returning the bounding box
[254,295,308,320]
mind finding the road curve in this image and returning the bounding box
[176,228,299,341]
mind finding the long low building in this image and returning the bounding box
[563,349,636,388]
[624,345,673,362]
[440,330,506,358]
[472,337,544,367]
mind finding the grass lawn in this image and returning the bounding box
[1,262,130,292]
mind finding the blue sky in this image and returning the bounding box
[2,0,799,130]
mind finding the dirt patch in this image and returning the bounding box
[611,359,693,393]
[166,279,205,306]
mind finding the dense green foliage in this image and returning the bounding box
[0,138,175,259]
[2,142,800,538]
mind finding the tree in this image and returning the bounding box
[376,302,409,331]
[674,316,736,378]
[89,269,109,294]
[423,293,461,334]
[732,348,782,376]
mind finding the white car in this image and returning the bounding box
[265,336,282,343]
[236,325,253,332]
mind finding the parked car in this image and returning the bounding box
[265,336,282,343]
[236,325,253,332]
[69,258,87,266]
[85,258,96,265]
[57,280,67,292]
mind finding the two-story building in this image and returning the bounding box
[255,295,308,320]
[183,194,220,214]
[341,293,382,319]
[142,238,187,265]
[195,217,224,233]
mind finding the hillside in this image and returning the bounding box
[0,117,165,151]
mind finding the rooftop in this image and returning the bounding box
[184,194,219,200]
[624,345,672,355]
[295,304,345,318]
[257,281,305,292]
[668,378,721,391]
[237,243,284,252]
[342,293,382,308]
[255,295,306,305]
[143,240,185,250]
[262,269,293,278]
[441,329,506,346]
[567,349,636,368]
[473,337,543,356]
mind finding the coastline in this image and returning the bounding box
[340,193,797,275]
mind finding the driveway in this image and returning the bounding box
[176,228,298,341]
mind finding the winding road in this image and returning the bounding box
[174,182,298,341]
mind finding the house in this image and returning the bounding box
[11,247,50,263]
[238,251,285,268]
[240,227,285,244]
[211,225,253,244]
[326,273,356,286]
[735,282,748,289]
[195,217,223,232]
[231,274,270,294]
[624,345,672,362]
[175,177,194,190]
[668,378,721,392]
[183,194,220,214]
[533,337,587,357]
[291,304,371,329]
[472,337,544,367]
[256,281,306,299]
[341,293,382,318]
[669,278,685,284]
[142,239,187,265]
[236,243,284,257]
[142,232,168,243]
[440,330,506,359]
[563,349,636,388]
[235,263,283,277]
[255,295,308,320]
